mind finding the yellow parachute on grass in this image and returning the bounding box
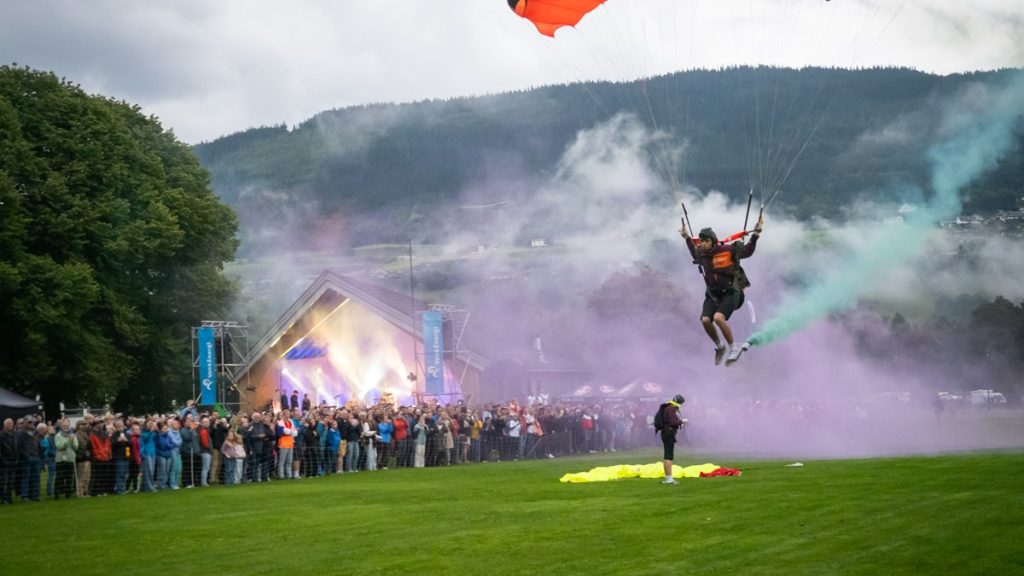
[559,462,723,483]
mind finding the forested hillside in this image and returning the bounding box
[194,67,1023,254]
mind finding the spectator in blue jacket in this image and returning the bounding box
[168,420,183,489]
[324,420,341,474]
[140,420,158,492]
[376,414,393,470]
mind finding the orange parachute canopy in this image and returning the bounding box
[509,0,608,37]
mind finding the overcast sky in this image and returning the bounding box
[2,0,1022,143]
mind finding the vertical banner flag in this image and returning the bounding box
[423,311,444,395]
[198,327,217,405]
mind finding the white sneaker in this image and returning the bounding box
[725,342,750,367]
[662,478,677,485]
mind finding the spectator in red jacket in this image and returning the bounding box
[198,417,213,487]
[89,423,113,496]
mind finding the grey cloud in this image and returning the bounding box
[2,1,1020,143]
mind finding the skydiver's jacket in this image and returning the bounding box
[686,235,758,292]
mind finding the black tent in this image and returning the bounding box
[0,387,42,420]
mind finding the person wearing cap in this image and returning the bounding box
[658,395,686,485]
[73,421,92,498]
[680,216,762,366]
[17,421,42,501]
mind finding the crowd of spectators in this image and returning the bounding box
[0,397,660,504]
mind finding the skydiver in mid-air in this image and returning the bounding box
[680,213,762,366]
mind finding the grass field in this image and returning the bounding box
[4,450,1023,575]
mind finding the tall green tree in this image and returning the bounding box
[0,66,239,414]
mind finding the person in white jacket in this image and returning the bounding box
[361,413,380,471]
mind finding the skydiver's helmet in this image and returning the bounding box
[673,394,685,405]
[698,228,718,245]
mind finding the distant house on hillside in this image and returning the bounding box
[940,215,985,230]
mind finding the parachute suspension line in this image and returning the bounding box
[638,1,687,200]
[543,1,688,200]
[609,0,689,200]
[760,0,808,206]
[655,0,693,200]
[755,1,774,201]
[549,40,616,125]
[675,0,695,192]
[755,0,806,207]
[752,0,905,210]
[591,6,633,82]
[764,82,841,209]
[762,0,906,209]
[569,27,621,86]
[758,0,833,205]
[729,9,749,197]
[755,67,766,203]
[760,71,833,208]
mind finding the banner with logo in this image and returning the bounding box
[423,311,444,395]
[198,327,217,405]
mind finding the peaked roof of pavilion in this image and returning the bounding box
[237,270,586,380]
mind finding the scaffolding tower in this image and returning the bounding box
[190,320,250,414]
[415,304,471,404]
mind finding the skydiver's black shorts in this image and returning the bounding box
[701,288,744,321]
[662,432,676,461]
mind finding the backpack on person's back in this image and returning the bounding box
[653,404,667,433]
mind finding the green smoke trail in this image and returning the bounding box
[749,75,1024,348]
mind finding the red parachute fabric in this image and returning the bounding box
[700,467,743,477]
[510,0,608,37]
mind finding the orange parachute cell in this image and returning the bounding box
[509,0,608,37]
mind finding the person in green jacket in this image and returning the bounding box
[53,419,79,499]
